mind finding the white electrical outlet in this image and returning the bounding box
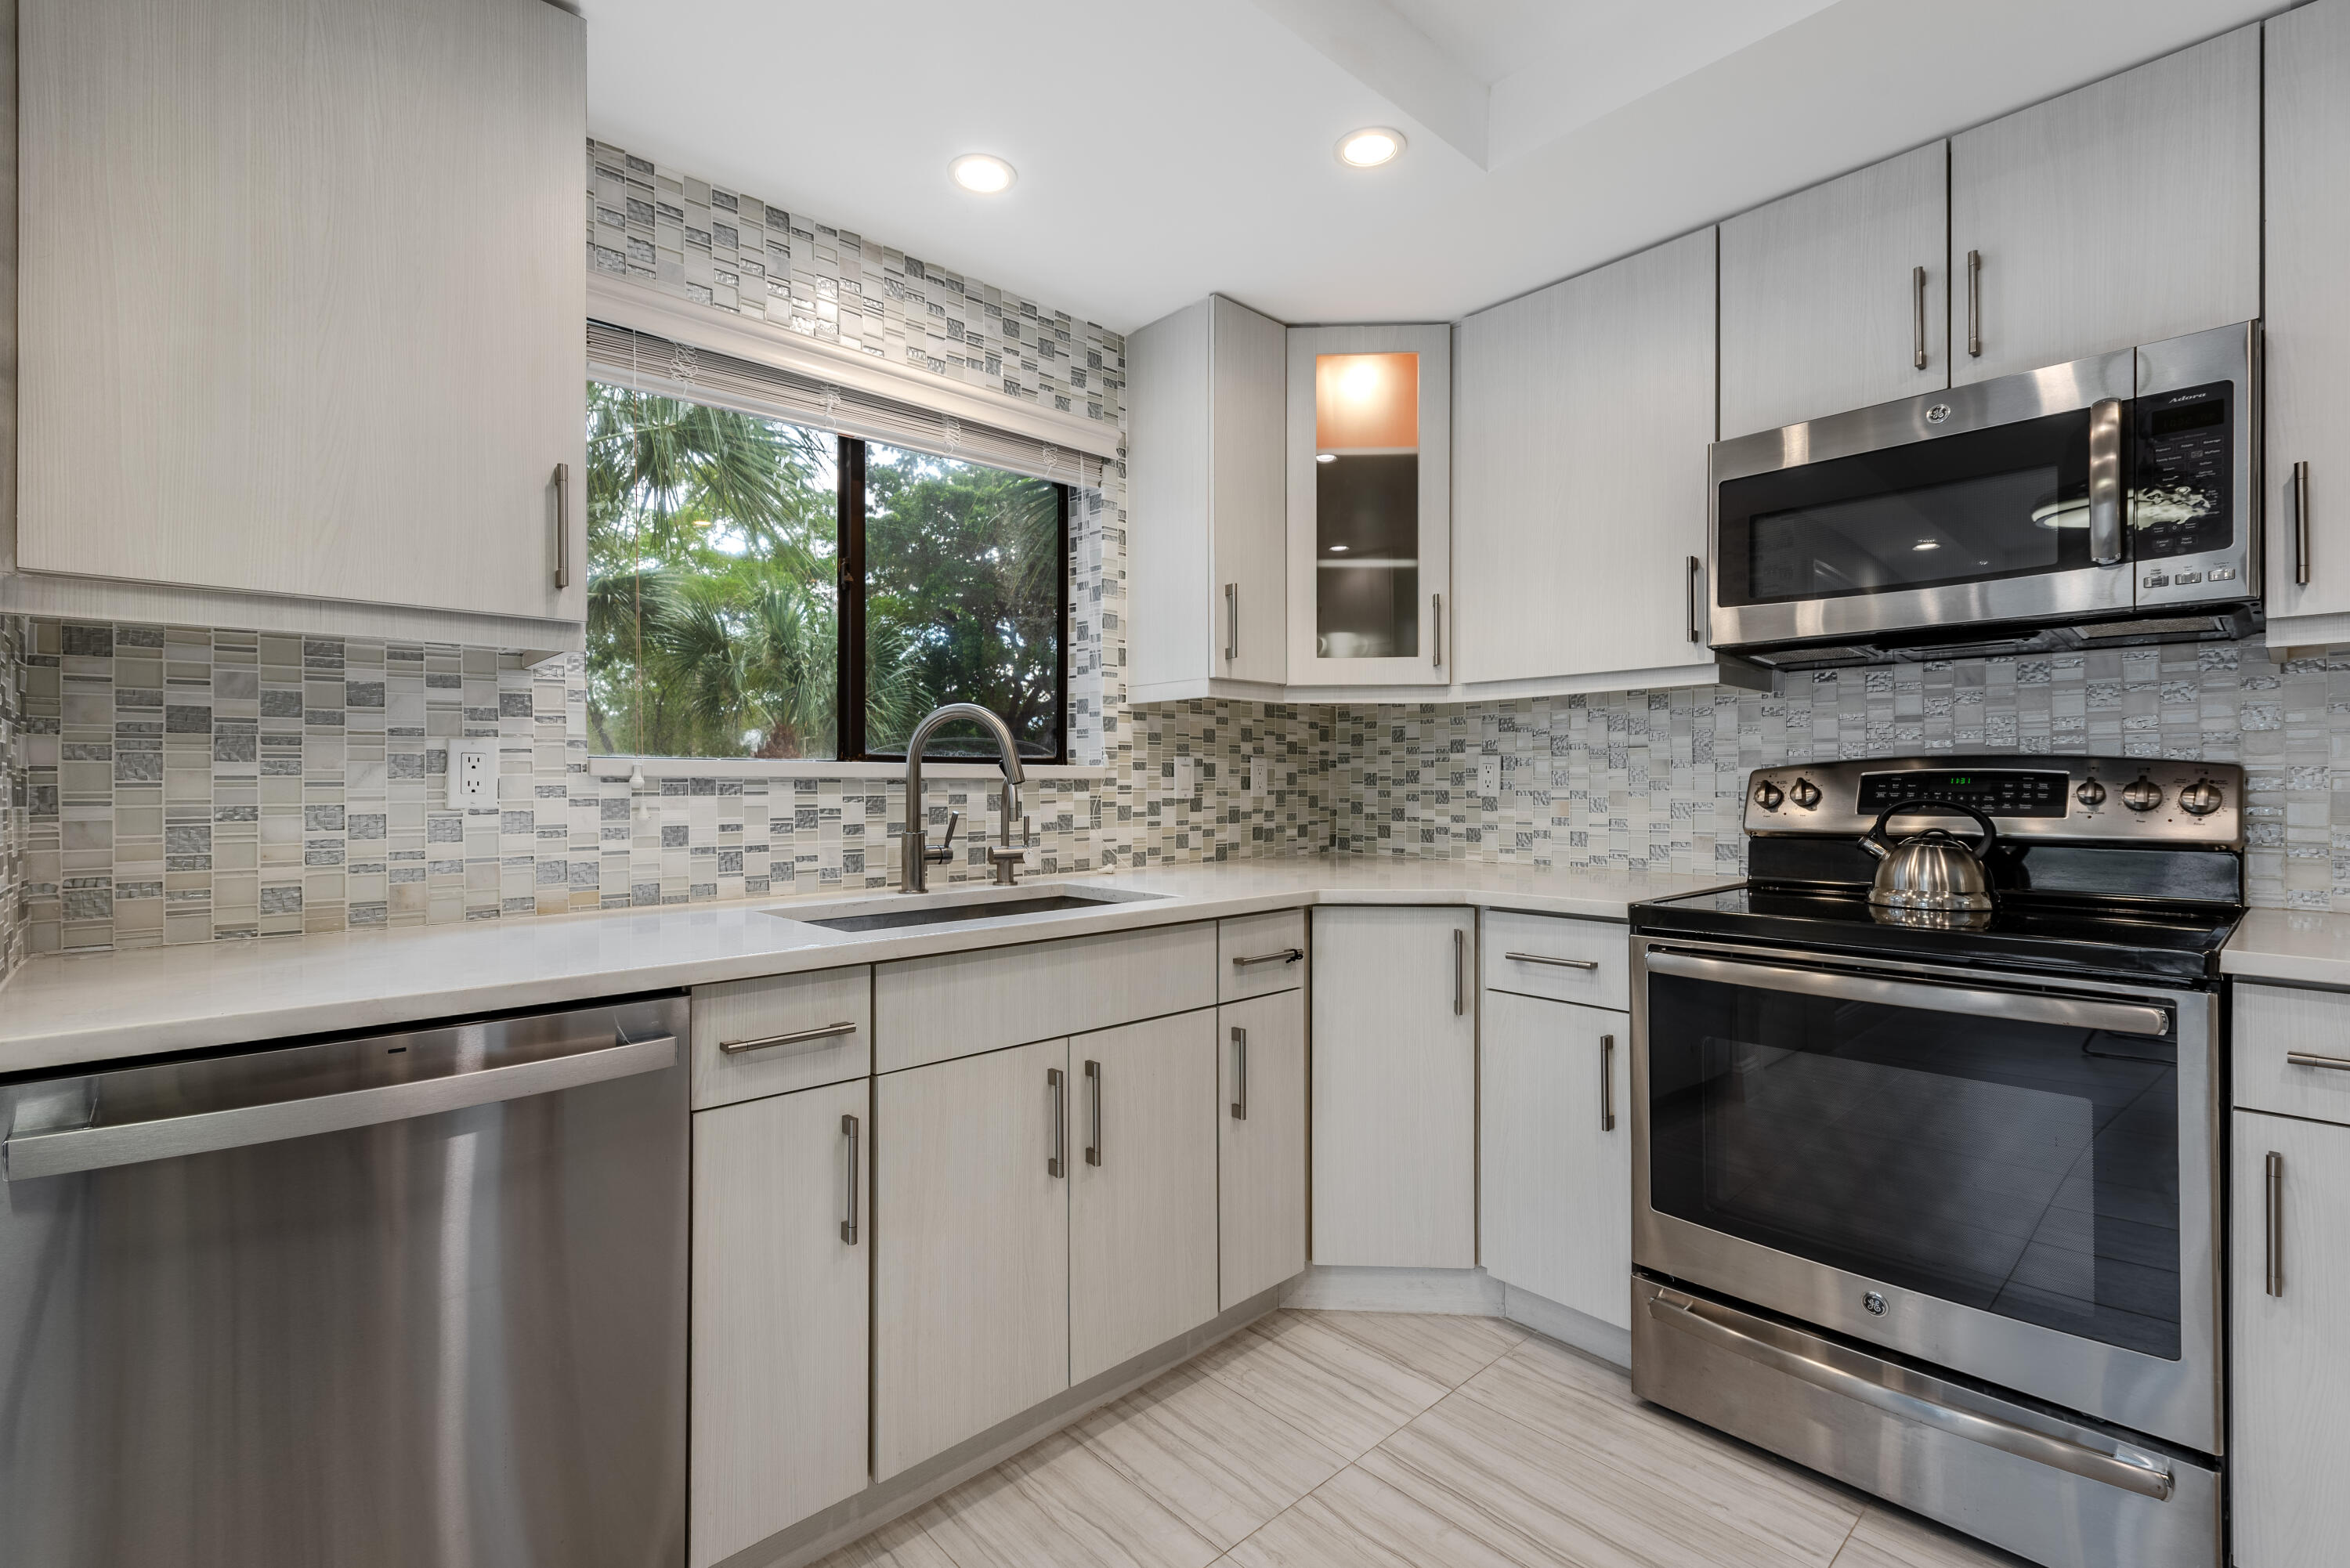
[1479,757,1500,795]
[446,741,497,808]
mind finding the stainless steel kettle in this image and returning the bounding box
[1859,800,1998,913]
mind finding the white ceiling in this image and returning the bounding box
[582,0,2282,334]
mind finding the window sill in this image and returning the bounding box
[587,755,1111,783]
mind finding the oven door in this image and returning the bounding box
[1631,939,2220,1454]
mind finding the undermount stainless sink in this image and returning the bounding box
[769,884,1166,933]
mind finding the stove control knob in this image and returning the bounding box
[2179,779,2225,817]
[1752,780,1784,811]
[2075,779,2107,808]
[1788,778,1821,810]
[2121,775,2164,813]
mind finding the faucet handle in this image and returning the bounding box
[926,811,960,864]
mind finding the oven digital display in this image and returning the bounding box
[1857,769,2069,818]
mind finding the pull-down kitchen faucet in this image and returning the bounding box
[899,703,1031,893]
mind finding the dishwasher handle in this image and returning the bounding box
[2,1031,678,1182]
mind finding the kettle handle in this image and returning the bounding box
[1861,798,1999,862]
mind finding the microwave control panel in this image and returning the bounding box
[2131,380,2232,562]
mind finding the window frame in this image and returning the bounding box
[833,433,1072,764]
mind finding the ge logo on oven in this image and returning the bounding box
[1864,1292,1889,1316]
[1925,405,1951,425]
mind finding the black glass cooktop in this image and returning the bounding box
[1632,883,2240,985]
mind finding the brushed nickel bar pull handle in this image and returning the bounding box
[1432,593,1444,668]
[718,1020,859,1056]
[2,1034,676,1182]
[1231,1026,1248,1121]
[1453,927,1466,1017]
[1645,1290,2174,1501]
[1600,1034,1616,1132]
[2287,1050,2350,1073]
[1224,582,1238,662]
[1231,948,1305,968]
[2266,1151,2285,1297]
[1506,951,1599,971]
[841,1114,860,1245]
[554,461,572,590]
[1965,249,1982,357]
[1687,555,1703,644]
[2295,461,2312,587]
[2087,399,2124,566]
[1047,1068,1065,1178]
[1911,264,1927,370]
[1084,1059,1102,1167]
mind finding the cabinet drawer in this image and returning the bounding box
[692,966,872,1111]
[1220,909,1307,1002]
[875,923,1217,1073]
[2235,982,2350,1125]
[1480,910,1629,1010]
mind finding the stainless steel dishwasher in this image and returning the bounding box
[0,995,689,1568]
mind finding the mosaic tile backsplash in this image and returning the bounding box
[1329,639,2335,912]
[0,615,1329,959]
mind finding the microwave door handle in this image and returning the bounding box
[2087,398,2124,566]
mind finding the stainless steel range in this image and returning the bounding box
[1629,756,2243,1568]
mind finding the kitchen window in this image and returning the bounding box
[587,372,1072,764]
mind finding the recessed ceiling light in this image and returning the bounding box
[949,154,1016,194]
[1913,540,1940,551]
[1315,452,1336,464]
[1329,544,1350,552]
[1336,128,1405,168]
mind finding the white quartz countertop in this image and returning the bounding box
[2222,906,2350,988]
[0,858,1734,1077]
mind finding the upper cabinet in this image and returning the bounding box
[1719,143,1949,439]
[17,0,588,634]
[1949,26,2258,385]
[1128,295,1289,700]
[2264,0,2350,639]
[1285,324,1452,690]
[1455,229,1735,692]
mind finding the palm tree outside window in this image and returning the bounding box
[586,381,1069,763]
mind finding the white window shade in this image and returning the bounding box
[588,319,1107,490]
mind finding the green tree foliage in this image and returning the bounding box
[585,385,1064,761]
[864,444,1064,758]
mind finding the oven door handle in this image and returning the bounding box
[1643,950,2171,1038]
[1645,1290,2175,1501]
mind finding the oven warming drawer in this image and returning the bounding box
[1632,1278,2219,1568]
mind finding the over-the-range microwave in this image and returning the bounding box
[1707,321,2258,669]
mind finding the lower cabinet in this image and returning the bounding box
[1478,989,1630,1328]
[1311,905,1477,1267]
[689,1077,870,1568]
[1068,1010,1220,1382]
[1218,988,1308,1307]
[2231,1107,2350,1567]
[873,1037,1072,1481]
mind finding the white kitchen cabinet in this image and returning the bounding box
[1311,906,1475,1268]
[1720,143,1949,438]
[1285,323,1452,693]
[690,1078,870,1567]
[1454,229,1737,694]
[16,0,586,634]
[2264,0,2350,640]
[873,1037,1070,1480]
[1068,1010,1220,1383]
[1218,988,1307,1308]
[1948,26,2258,385]
[1479,989,1629,1329]
[1130,295,1289,701]
[2231,1107,2350,1567]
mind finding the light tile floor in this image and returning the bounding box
[816,1310,2030,1568]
